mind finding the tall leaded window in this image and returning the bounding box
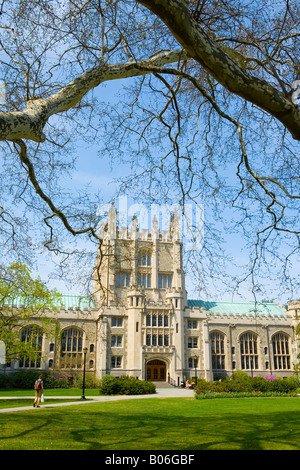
[116,272,130,287]
[111,356,122,368]
[137,250,151,287]
[144,311,171,348]
[240,333,258,370]
[158,274,172,289]
[210,332,225,369]
[111,335,122,347]
[112,317,123,327]
[272,333,291,370]
[19,327,43,368]
[188,356,198,369]
[188,337,198,348]
[137,250,151,267]
[60,328,83,369]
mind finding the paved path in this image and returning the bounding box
[0,386,195,413]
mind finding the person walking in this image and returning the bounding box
[33,375,44,408]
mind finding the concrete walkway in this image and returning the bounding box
[0,385,195,413]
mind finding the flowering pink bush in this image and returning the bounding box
[264,373,277,381]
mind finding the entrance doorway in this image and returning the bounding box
[146,359,166,381]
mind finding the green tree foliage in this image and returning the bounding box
[0,261,62,363]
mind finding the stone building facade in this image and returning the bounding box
[4,207,299,383]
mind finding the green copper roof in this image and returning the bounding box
[5,293,287,316]
[188,300,287,316]
[4,294,95,310]
[59,296,287,316]
[60,294,95,310]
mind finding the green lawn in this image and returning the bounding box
[0,397,299,450]
[0,388,100,397]
[0,398,83,409]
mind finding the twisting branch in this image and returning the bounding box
[12,139,100,240]
[138,0,300,140]
[0,49,188,142]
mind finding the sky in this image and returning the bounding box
[28,78,298,306]
[0,29,298,306]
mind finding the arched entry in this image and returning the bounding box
[146,359,166,381]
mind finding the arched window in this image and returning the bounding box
[272,333,291,370]
[60,328,83,369]
[210,332,225,369]
[19,327,43,368]
[240,332,258,371]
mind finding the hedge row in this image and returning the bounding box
[99,375,156,395]
[0,371,156,394]
[194,370,300,396]
[0,370,102,389]
[195,391,298,399]
[0,370,73,389]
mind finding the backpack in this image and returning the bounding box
[34,380,41,391]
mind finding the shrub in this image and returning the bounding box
[264,373,277,381]
[10,370,42,389]
[0,373,12,388]
[74,374,100,389]
[142,380,156,394]
[195,391,298,399]
[194,372,300,398]
[250,376,271,392]
[194,379,212,394]
[43,375,70,389]
[5,371,72,389]
[99,375,121,395]
[99,375,156,395]
[222,380,251,393]
[231,370,251,382]
[269,377,296,393]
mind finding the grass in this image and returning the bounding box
[0,397,299,450]
[0,398,83,409]
[0,388,100,397]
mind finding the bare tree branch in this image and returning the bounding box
[138,0,300,140]
[0,49,187,142]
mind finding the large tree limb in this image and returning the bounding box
[138,0,300,140]
[0,49,187,143]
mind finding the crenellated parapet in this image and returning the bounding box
[101,204,182,243]
[287,300,300,319]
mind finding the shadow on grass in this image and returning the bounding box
[0,398,299,450]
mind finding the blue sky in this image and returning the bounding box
[0,69,296,306]
[28,75,298,305]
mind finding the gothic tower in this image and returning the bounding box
[93,205,187,381]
